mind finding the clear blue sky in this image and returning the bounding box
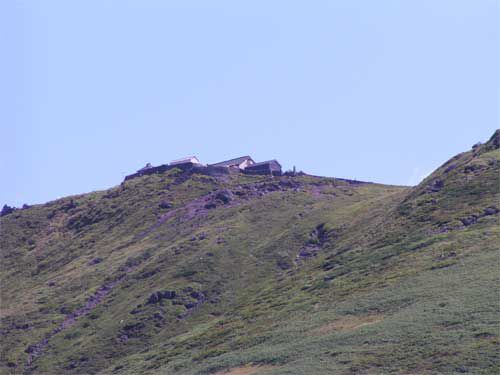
[2,1,498,206]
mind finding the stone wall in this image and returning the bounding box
[243,167,282,176]
[192,165,231,177]
[124,163,234,182]
[124,164,172,181]
[243,162,282,176]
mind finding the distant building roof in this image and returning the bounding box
[170,156,201,165]
[210,156,254,167]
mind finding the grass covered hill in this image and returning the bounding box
[1,130,499,375]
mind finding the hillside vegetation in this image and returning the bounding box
[1,131,499,375]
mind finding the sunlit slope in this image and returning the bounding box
[1,131,498,375]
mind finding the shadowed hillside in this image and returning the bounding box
[1,131,499,375]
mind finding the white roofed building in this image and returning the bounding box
[169,156,202,166]
[210,156,255,170]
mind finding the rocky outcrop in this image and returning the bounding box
[427,179,444,193]
[215,190,232,204]
[296,224,331,260]
[146,290,176,305]
[460,206,499,227]
[88,257,103,266]
[177,290,206,319]
[1,204,16,217]
[158,201,173,209]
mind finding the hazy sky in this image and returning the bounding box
[2,1,498,206]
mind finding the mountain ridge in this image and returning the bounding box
[1,130,499,375]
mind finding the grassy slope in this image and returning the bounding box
[1,132,499,375]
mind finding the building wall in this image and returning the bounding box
[192,165,232,176]
[243,162,282,176]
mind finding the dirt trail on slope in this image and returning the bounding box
[25,267,135,370]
